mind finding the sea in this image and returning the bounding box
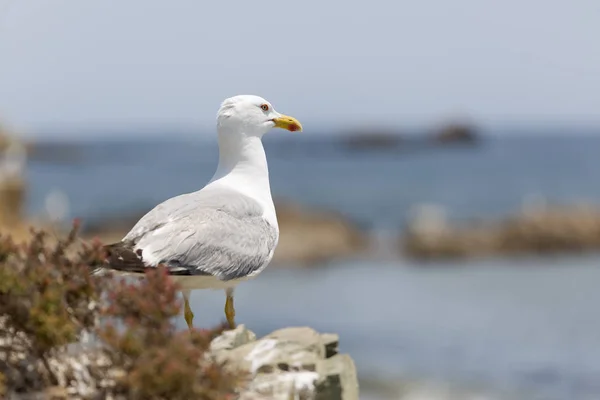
[22,133,600,399]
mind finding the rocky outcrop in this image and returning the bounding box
[211,325,359,400]
[0,123,22,154]
[0,171,26,229]
[0,132,41,242]
[401,204,600,260]
[431,122,478,145]
[273,201,368,266]
[0,121,79,165]
[1,325,359,400]
[339,130,404,151]
[337,121,480,153]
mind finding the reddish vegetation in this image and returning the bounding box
[0,220,245,399]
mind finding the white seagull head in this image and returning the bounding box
[216,95,302,138]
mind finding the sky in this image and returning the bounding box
[0,0,599,137]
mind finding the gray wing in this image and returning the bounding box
[122,187,278,281]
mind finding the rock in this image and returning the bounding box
[210,324,257,352]
[0,122,37,163]
[211,325,359,400]
[0,135,49,243]
[0,134,26,228]
[320,333,339,359]
[431,122,479,145]
[0,120,81,165]
[2,322,359,400]
[0,328,117,400]
[339,130,404,151]
[273,201,369,266]
[0,175,25,229]
[338,122,480,153]
[401,204,600,260]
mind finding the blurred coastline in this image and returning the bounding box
[13,124,600,265]
[1,123,600,398]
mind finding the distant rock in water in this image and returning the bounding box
[273,201,369,266]
[339,130,404,151]
[336,121,480,154]
[0,129,49,241]
[0,120,83,165]
[401,203,600,261]
[0,122,22,153]
[431,121,479,145]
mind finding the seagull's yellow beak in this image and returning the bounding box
[272,114,303,132]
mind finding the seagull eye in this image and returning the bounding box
[260,104,269,111]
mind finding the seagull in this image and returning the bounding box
[100,95,302,330]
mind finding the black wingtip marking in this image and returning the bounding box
[101,242,203,276]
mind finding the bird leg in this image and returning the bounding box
[224,288,236,329]
[182,289,194,331]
